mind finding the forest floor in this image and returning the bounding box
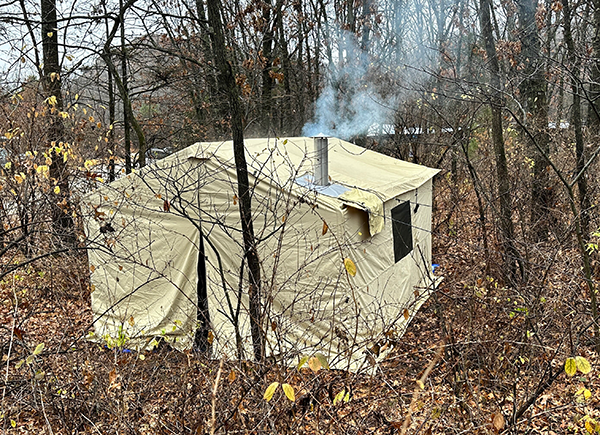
[1,190,599,434]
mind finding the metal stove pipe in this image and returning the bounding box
[313,136,329,186]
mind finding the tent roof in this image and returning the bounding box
[175,137,439,202]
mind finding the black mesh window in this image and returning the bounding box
[391,201,413,263]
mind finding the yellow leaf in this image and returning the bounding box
[322,221,328,235]
[4,161,11,169]
[90,265,95,273]
[282,383,295,401]
[207,330,214,344]
[586,419,594,434]
[47,32,53,37]
[565,357,577,377]
[577,387,592,400]
[344,257,357,277]
[575,356,591,374]
[263,381,279,402]
[11,420,16,428]
[97,122,102,129]
[14,174,23,184]
[308,356,321,373]
[53,186,60,194]
[128,316,135,326]
[40,166,49,178]
[333,389,345,405]
[33,343,44,355]
[297,355,309,370]
[139,354,145,360]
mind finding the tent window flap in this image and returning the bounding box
[391,201,413,263]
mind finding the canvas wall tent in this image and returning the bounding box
[83,136,439,370]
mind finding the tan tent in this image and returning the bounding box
[84,137,439,370]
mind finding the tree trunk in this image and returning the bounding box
[206,0,265,361]
[275,0,292,134]
[193,228,211,353]
[261,0,274,136]
[120,0,133,173]
[562,0,591,238]
[588,0,600,127]
[41,0,76,248]
[562,0,599,351]
[480,0,521,281]
[100,0,146,174]
[515,0,551,242]
[101,0,116,182]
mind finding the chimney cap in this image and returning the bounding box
[312,133,329,138]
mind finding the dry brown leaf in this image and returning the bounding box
[492,412,505,432]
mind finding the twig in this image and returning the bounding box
[39,389,54,435]
[210,359,224,435]
[400,340,445,435]
[81,414,103,435]
[2,275,18,412]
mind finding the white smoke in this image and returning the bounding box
[302,30,397,139]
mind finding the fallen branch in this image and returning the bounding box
[401,341,445,435]
[210,359,224,435]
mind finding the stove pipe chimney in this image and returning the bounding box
[313,136,329,186]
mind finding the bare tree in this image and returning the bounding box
[206,0,265,360]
